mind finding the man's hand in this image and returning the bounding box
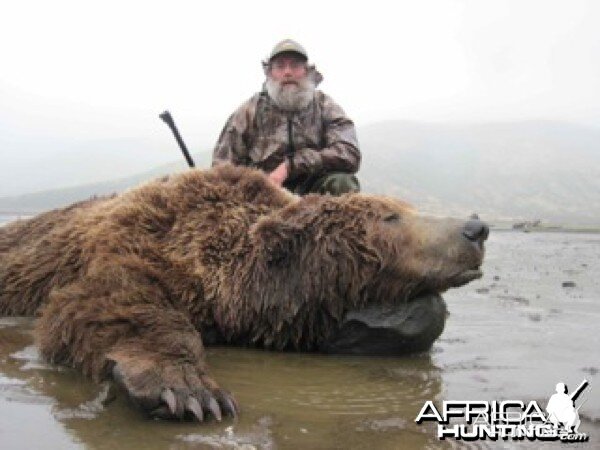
[268,161,289,187]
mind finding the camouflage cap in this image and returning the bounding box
[267,39,308,62]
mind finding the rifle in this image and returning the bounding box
[285,115,295,170]
[159,110,195,168]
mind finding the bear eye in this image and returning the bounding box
[383,213,401,224]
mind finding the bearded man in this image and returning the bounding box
[212,39,361,195]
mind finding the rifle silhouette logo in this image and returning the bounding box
[545,379,589,433]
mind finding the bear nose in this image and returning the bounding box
[462,219,489,244]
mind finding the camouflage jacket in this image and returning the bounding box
[212,90,361,183]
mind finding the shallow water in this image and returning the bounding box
[0,214,31,224]
[1,230,599,449]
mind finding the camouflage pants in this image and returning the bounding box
[287,172,360,196]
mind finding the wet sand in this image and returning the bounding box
[1,230,598,449]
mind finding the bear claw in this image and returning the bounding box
[208,396,222,421]
[186,397,204,422]
[214,390,239,419]
[161,388,177,415]
[149,390,226,422]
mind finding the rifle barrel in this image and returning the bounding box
[159,110,195,168]
[570,379,589,401]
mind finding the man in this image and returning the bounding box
[212,39,360,195]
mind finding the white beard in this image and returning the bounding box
[265,76,316,112]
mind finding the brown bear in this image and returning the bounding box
[0,165,488,422]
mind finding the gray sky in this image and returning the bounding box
[1,0,599,195]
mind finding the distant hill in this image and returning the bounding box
[0,152,211,213]
[1,120,599,225]
[358,120,600,225]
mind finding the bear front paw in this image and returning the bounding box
[111,360,238,422]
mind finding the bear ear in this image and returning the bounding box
[250,217,304,264]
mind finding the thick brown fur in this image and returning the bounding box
[0,165,484,421]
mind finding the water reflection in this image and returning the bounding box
[0,317,447,449]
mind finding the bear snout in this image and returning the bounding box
[461,219,489,248]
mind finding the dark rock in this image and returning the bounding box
[321,294,447,355]
[357,417,409,432]
[562,281,576,288]
[582,367,598,376]
[497,295,530,306]
[440,337,466,344]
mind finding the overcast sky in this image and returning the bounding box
[1,0,599,195]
